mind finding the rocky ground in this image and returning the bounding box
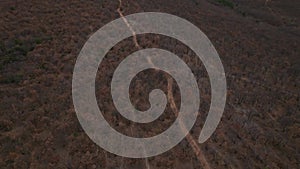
[0,0,299,168]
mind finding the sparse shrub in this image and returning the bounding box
[0,74,23,84]
[215,0,235,8]
[34,38,42,44]
[0,36,51,70]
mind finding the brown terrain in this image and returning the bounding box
[0,0,299,168]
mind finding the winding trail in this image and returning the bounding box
[116,0,211,168]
